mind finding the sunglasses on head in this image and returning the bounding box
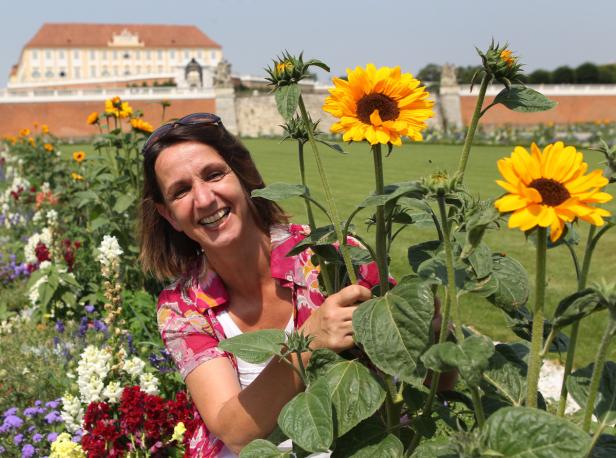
[141,112,223,156]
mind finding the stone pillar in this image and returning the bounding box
[439,63,463,129]
[215,87,238,135]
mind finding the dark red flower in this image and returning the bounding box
[34,242,51,263]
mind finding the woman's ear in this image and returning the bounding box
[155,203,182,232]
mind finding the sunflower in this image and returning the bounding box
[44,143,54,152]
[87,112,99,125]
[104,98,133,118]
[495,142,612,241]
[41,124,49,134]
[73,151,86,163]
[71,172,84,181]
[499,49,516,67]
[130,118,154,134]
[323,64,434,146]
[19,128,31,137]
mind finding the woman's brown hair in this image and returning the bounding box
[139,120,288,280]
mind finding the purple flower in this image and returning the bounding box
[2,407,17,417]
[23,407,44,417]
[4,414,24,428]
[78,317,88,337]
[21,444,35,458]
[0,423,9,433]
[47,432,58,443]
[14,433,24,445]
[32,433,43,443]
[44,410,62,424]
[0,445,5,454]
[34,401,42,407]
[45,400,59,409]
[93,319,108,334]
[84,304,95,313]
[55,320,65,333]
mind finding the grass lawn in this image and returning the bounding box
[242,138,616,368]
[66,138,615,367]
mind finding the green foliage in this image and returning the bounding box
[492,86,558,113]
[567,362,616,426]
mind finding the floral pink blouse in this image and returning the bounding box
[157,224,382,457]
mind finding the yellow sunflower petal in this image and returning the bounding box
[370,110,384,127]
[566,169,609,194]
[495,194,529,212]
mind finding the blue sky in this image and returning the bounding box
[2,0,615,86]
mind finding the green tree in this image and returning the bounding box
[528,69,552,84]
[575,62,600,83]
[552,65,576,84]
[598,64,616,83]
[417,63,442,82]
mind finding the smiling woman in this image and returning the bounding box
[138,114,381,457]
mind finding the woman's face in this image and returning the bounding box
[154,141,257,253]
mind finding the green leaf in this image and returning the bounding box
[278,379,333,453]
[591,434,616,458]
[218,329,285,363]
[251,183,307,201]
[285,225,336,257]
[411,438,458,458]
[480,407,591,457]
[466,242,493,279]
[461,205,500,258]
[113,193,135,213]
[306,349,344,383]
[486,254,529,311]
[482,343,527,406]
[321,360,386,436]
[358,182,424,211]
[416,250,469,290]
[567,361,616,425]
[91,215,110,231]
[552,288,607,329]
[275,84,301,120]
[408,240,441,273]
[493,86,558,112]
[332,417,403,458]
[239,439,291,458]
[74,190,99,208]
[421,335,494,387]
[353,277,434,384]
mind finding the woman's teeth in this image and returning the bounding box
[199,208,230,226]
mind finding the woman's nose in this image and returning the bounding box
[193,180,216,208]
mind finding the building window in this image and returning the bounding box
[32,68,40,78]
[158,65,163,73]
[184,50,189,59]
[59,50,65,59]
[136,50,141,59]
[73,50,80,59]
[90,50,96,59]
[113,50,118,59]
[74,67,80,78]
[59,69,66,77]
[102,50,107,59]
[123,52,130,59]
[146,50,151,59]
[157,49,163,59]
[197,50,203,58]
[45,50,52,59]
[45,68,53,77]
[91,66,96,77]
[124,67,130,75]
[211,51,216,62]
[136,65,141,74]
[102,67,109,77]
[170,50,176,59]
[32,50,38,60]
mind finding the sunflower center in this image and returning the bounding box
[356,93,400,124]
[529,178,570,206]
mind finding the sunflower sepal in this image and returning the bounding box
[476,40,524,89]
[265,51,329,88]
[591,139,616,183]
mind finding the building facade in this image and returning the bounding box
[9,23,223,89]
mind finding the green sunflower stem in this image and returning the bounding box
[297,95,357,285]
[371,144,389,294]
[557,224,597,417]
[455,74,491,183]
[582,318,616,432]
[298,141,334,295]
[437,195,464,343]
[526,227,548,409]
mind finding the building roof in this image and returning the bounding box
[25,23,222,48]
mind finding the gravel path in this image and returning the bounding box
[539,359,581,414]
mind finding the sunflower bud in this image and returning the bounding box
[422,170,460,197]
[285,330,314,354]
[476,40,523,88]
[281,114,320,144]
[265,51,330,87]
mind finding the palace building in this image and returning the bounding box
[9,23,223,89]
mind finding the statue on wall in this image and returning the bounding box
[440,63,458,88]
[213,60,232,88]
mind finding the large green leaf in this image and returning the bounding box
[285,225,336,257]
[357,182,424,210]
[239,439,291,458]
[218,329,285,363]
[493,86,558,112]
[353,277,434,384]
[321,360,386,436]
[480,407,591,457]
[482,343,527,406]
[567,361,616,426]
[552,288,607,329]
[466,242,493,279]
[306,348,344,383]
[251,183,307,201]
[411,438,458,458]
[278,379,333,453]
[275,84,301,120]
[332,417,403,458]
[408,240,441,273]
[113,193,135,213]
[486,254,529,311]
[421,335,494,387]
[591,434,616,458]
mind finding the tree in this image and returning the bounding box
[528,69,552,84]
[552,66,576,84]
[416,63,441,83]
[598,64,616,84]
[456,65,483,84]
[575,62,600,84]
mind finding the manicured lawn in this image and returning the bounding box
[243,138,616,367]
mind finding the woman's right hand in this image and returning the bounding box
[300,284,372,353]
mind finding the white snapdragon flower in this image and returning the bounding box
[76,345,111,404]
[24,227,53,264]
[122,356,146,378]
[97,235,123,277]
[46,209,58,225]
[39,260,52,270]
[60,393,84,433]
[32,210,43,223]
[139,372,160,396]
[102,381,123,403]
[28,275,48,305]
[41,182,51,193]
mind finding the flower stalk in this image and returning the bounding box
[297,95,357,284]
[526,227,548,408]
[455,74,491,182]
[371,144,389,293]
[582,318,616,432]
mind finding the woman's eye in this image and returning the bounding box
[173,188,188,199]
[206,170,227,181]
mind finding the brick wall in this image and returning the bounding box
[461,95,616,126]
[0,98,216,138]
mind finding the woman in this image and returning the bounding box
[139,113,382,457]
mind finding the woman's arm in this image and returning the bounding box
[186,284,371,454]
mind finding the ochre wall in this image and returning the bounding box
[460,95,616,126]
[0,98,216,138]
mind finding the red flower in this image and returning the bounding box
[84,402,111,430]
[34,242,51,263]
